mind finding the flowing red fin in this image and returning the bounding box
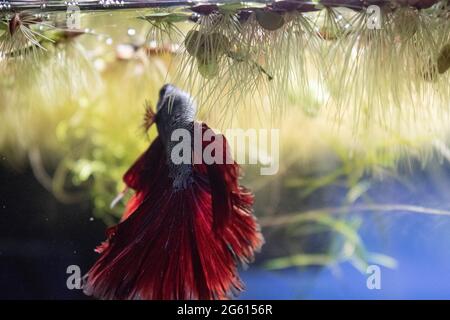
[94,225,117,254]
[123,136,164,191]
[85,156,245,299]
[201,123,240,231]
[85,125,262,300]
[120,137,165,222]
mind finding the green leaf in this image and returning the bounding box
[346,180,371,204]
[140,12,191,23]
[218,2,246,14]
[266,253,335,269]
[255,9,284,31]
[198,59,219,79]
[437,43,450,74]
[367,252,398,269]
[218,1,267,14]
[184,30,229,62]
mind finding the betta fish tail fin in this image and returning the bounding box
[200,123,263,261]
[84,126,262,300]
[204,135,235,230]
[200,123,247,231]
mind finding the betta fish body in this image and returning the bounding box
[84,84,263,300]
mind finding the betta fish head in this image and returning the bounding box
[156,84,196,125]
[153,84,197,190]
[152,84,197,146]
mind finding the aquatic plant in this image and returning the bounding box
[2,0,450,280]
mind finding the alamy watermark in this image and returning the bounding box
[66,264,83,290]
[366,264,381,290]
[66,263,382,291]
[170,126,280,176]
[66,4,80,30]
[367,5,382,30]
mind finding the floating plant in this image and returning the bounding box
[2,1,450,147]
[0,11,61,60]
[138,10,192,49]
[254,8,285,31]
[3,0,450,301]
[436,43,450,74]
[1,0,449,125]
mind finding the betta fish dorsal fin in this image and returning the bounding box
[121,136,165,221]
[123,136,164,190]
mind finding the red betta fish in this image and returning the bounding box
[84,84,263,300]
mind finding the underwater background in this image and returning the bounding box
[3,157,450,299]
[2,0,450,299]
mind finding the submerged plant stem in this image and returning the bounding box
[260,204,450,227]
[227,51,273,81]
